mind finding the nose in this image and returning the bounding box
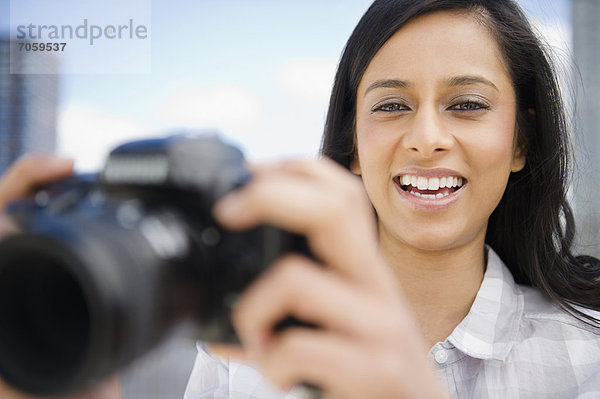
[402,106,454,158]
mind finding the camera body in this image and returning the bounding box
[0,134,306,395]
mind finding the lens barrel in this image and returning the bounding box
[0,215,202,395]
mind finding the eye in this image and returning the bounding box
[371,102,410,113]
[448,100,490,112]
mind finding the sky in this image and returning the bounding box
[0,0,572,171]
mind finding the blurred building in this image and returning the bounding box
[1,38,198,398]
[572,0,600,257]
[0,38,59,173]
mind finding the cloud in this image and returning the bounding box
[276,59,337,106]
[155,85,262,132]
[57,104,152,171]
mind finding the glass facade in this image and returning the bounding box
[0,38,59,173]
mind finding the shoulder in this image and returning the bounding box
[518,284,600,338]
[501,286,600,391]
[512,284,600,379]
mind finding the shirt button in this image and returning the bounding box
[434,349,449,364]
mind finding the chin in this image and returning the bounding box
[383,221,475,253]
[403,237,463,253]
[402,224,488,255]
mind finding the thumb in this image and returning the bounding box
[0,155,74,211]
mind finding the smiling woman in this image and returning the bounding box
[352,10,526,255]
[0,1,598,399]
[200,0,599,397]
[322,0,600,326]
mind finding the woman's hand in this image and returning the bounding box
[0,377,120,399]
[213,159,449,399]
[0,155,74,238]
[0,155,121,399]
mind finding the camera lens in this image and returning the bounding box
[0,235,92,394]
[0,210,202,396]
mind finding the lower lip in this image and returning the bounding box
[393,180,466,212]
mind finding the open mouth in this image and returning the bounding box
[394,175,467,199]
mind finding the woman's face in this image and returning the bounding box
[353,11,526,253]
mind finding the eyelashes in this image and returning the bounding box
[370,98,491,114]
[371,103,410,113]
[447,100,491,112]
[370,97,410,113]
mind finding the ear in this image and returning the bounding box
[511,108,533,173]
[350,152,361,175]
[511,144,527,173]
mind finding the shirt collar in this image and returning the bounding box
[446,247,523,361]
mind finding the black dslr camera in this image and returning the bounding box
[0,134,307,396]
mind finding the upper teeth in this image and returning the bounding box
[399,175,464,191]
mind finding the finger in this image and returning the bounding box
[250,158,358,187]
[218,159,371,232]
[68,377,121,399]
[257,328,370,398]
[0,155,74,210]
[0,378,29,399]
[207,343,248,361]
[0,213,21,239]
[65,376,121,399]
[0,376,121,399]
[260,327,446,399]
[233,255,404,355]
[213,162,386,286]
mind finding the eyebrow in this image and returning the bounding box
[363,79,410,97]
[445,75,500,92]
[363,75,500,97]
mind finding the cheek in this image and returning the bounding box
[469,118,517,173]
[354,119,398,202]
[355,117,398,166]
[465,118,517,211]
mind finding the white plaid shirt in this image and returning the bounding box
[183,248,600,398]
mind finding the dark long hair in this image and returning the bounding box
[321,0,600,323]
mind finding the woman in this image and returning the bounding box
[1,0,599,398]
[186,0,600,397]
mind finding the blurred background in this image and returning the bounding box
[0,0,598,398]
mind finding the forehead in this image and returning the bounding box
[359,11,512,92]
